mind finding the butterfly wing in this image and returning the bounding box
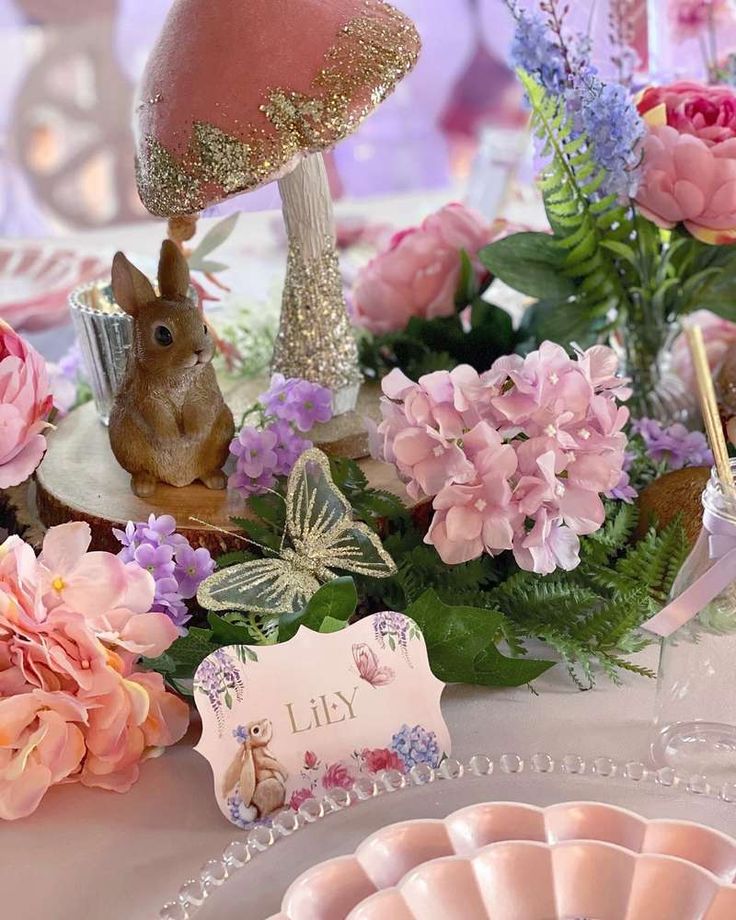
[285,449,397,578]
[370,666,395,688]
[197,558,320,616]
[286,449,352,546]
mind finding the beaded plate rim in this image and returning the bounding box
[159,751,736,919]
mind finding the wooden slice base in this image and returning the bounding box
[35,400,410,554]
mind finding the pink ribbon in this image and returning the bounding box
[642,509,736,638]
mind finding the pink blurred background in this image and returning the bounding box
[5,0,736,238]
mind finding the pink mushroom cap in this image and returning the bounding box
[135,0,421,216]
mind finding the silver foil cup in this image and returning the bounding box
[69,281,132,425]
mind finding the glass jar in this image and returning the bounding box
[652,461,736,780]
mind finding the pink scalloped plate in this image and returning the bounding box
[0,241,108,332]
[269,801,736,920]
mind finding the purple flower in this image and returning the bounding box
[152,575,190,629]
[227,467,277,498]
[282,380,333,432]
[133,542,175,582]
[260,373,298,420]
[632,418,714,470]
[230,426,279,478]
[508,6,568,96]
[605,451,638,503]
[269,419,310,476]
[232,724,250,743]
[174,544,215,599]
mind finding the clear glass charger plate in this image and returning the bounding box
[160,752,736,920]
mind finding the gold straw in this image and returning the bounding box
[685,323,735,498]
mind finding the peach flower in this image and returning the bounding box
[0,526,188,819]
[635,82,736,243]
[0,690,87,820]
[352,204,496,334]
[0,320,53,489]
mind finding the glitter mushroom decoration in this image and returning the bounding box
[134,0,421,415]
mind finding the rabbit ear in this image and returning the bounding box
[158,239,190,300]
[111,252,155,317]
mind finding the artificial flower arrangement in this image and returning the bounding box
[474,0,736,421]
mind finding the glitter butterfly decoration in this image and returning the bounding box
[353,643,395,688]
[197,448,397,617]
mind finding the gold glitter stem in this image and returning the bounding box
[273,153,362,414]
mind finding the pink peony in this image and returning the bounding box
[361,747,406,774]
[321,761,354,791]
[0,320,53,488]
[0,525,188,819]
[635,82,736,243]
[352,203,495,334]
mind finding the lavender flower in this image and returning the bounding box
[270,419,310,476]
[569,75,645,198]
[228,373,333,497]
[633,418,714,470]
[227,467,277,498]
[282,380,333,432]
[259,373,297,420]
[230,427,278,479]
[175,544,216,598]
[605,452,638,503]
[509,6,568,96]
[133,542,175,582]
[113,513,215,630]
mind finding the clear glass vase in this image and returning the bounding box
[652,461,736,780]
[613,319,694,426]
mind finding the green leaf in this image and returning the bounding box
[145,627,221,681]
[319,615,349,634]
[279,577,358,641]
[406,590,554,687]
[207,612,254,646]
[187,213,239,268]
[478,232,577,301]
[456,249,477,307]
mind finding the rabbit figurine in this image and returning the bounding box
[109,240,235,497]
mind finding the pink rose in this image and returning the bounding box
[303,750,319,770]
[289,787,315,811]
[635,82,736,243]
[321,762,354,791]
[361,747,406,774]
[0,320,53,488]
[352,203,495,334]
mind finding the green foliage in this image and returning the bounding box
[278,578,358,641]
[480,70,633,349]
[406,590,554,687]
[144,456,687,693]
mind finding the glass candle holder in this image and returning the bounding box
[653,460,736,780]
[69,281,132,425]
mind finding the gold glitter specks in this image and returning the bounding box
[271,236,361,394]
[136,135,204,217]
[136,0,420,216]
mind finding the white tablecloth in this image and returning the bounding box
[0,645,662,920]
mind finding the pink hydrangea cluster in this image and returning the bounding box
[0,522,189,820]
[371,343,630,575]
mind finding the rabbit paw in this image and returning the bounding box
[201,470,227,491]
[131,471,157,497]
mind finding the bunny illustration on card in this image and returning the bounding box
[109,240,234,497]
[194,612,450,830]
